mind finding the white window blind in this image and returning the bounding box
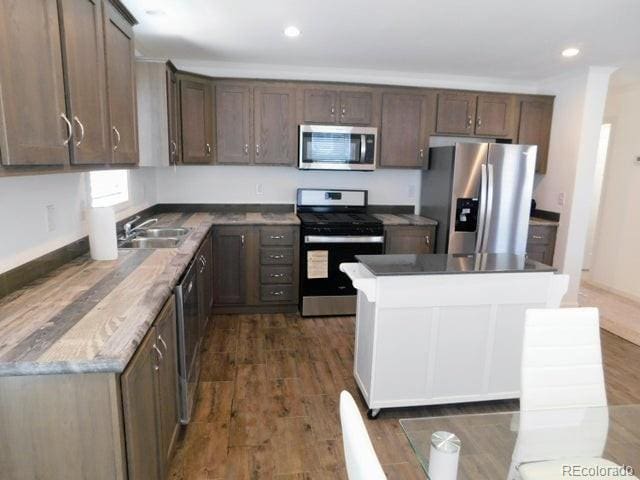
[89,170,129,207]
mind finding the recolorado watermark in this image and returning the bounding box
[562,464,635,477]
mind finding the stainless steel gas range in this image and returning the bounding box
[296,188,384,316]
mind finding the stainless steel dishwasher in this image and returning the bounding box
[175,259,200,424]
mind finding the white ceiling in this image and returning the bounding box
[124,0,640,83]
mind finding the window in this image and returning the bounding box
[89,170,129,208]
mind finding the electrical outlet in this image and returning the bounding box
[255,183,264,195]
[557,192,565,206]
[46,204,56,232]
[408,185,416,199]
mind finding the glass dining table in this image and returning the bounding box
[400,404,640,479]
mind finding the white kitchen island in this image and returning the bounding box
[340,253,569,418]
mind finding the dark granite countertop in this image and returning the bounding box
[355,253,556,276]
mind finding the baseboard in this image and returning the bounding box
[582,279,640,305]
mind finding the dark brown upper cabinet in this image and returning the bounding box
[475,94,515,137]
[180,77,214,164]
[0,0,70,166]
[517,97,554,174]
[166,63,180,165]
[435,92,478,135]
[103,1,138,164]
[303,89,338,124]
[254,86,296,165]
[380,92,434,168]
[59,0,111,165]
[302,88,374,125]
[216,84,252,165]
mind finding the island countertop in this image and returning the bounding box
[355,253,556,276]
[0,211,298,377]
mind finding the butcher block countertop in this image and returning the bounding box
[0,211,298,377]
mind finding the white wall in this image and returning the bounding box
[533,67,614,305]
[155,165,421,207]
[0,168,157,273]
[587,83,640,301]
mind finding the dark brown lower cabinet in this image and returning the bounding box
[384,225,436,254]
[212,225,299,312]
[122,295,179,480]
[526,224,557,265]
[197,231,214,335]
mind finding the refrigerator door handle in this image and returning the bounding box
[475,164,488,253]
[482,163,495,251]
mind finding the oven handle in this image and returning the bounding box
[304,235,385,244]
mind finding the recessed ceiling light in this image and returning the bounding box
[284,26,301,38]
[561,47,580,58]
[145,9,166,16]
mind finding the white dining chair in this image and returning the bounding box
[507,307,631,480]
[520,307,607,411]
[339,391,386,480]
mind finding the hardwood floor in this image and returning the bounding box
[168,313,640,479]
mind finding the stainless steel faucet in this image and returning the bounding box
[122,216,158,239]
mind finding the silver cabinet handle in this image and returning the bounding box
[532,235,544,240]
[270,273,285,278]
[158,334,168,352]
[152,344,163,370]
[255,144,260,156]
[425,235,431,245]
[330,105,336,115]
[112,126,121,151]
[477,118,482,127]
[269,254,285,259]
[419,148,424,159]
[269,235,284,239]
[60,113,73,145]
[341,105,346,116]
[73,116,85,146]
[170,141,177,155]
[241,234,245,246]
[244,144,249,155]
[467,116,473,129]
[205,143,212,155]
[270,290,284,296]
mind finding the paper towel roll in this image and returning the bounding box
[88,206,118,261]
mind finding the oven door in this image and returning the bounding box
[300,235,384,309]
[299,125,376,171]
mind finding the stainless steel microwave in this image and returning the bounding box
[298,125,377,171]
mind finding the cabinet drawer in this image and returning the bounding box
[260,227,295,246]
[260,285,295,302]
[260,247,294,265]
[528,226,555,245]
[261,266,294,284]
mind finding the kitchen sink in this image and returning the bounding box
[136,227,190,238]
[119,237,183,249]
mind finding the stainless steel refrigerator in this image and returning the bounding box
[420,143,537,254]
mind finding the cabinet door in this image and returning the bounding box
[216,84,252,164]
[517,98,554,174]
[121,325,161,480]
[435,92,477,135]
[213,227,248,305]
[0,0,69,166]
[166,65,180,165]
[380,93,431,168]
[180,78,214,164]
[103,2,138,164]
[475,94,515,137]
[338,91,373,125]
[59,0,111,165]
[303,89,337,124]
[385,226,435,254]
[155,296,179,478]
[254,86,296,165]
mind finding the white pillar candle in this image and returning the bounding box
[88,206,118,261]
[428,431,461,480]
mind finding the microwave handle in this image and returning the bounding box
[360,134,367,162]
